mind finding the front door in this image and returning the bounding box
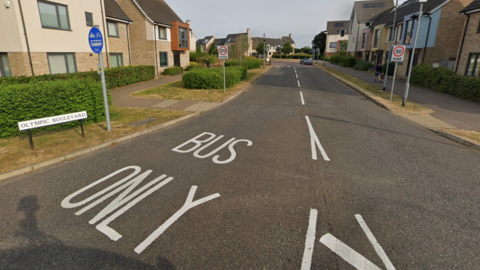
[174,52,180,67]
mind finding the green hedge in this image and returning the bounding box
[0,79,110,138]
[182,67,246,89]
[329,55,357,67]
[382,62,395,76]
[411,64,480,103]
[162,66,184,76]
[354,61,374,71]
[185,65,202,71]
[286,53,312,59]
[225,59,262,69]
[0,65,155,89]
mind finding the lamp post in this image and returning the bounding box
[403,0,427,107]
[383,0,399,92]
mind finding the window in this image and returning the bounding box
[110,53,123,68]
[85,12,93,27]
[38,1,70,30]
[329,42,337,48]
[357,51,363,58]
[158,27,167,40]
[107,21,118,37]
[159,52,168,67]
[334,23,344,27]
[465,53,480,77]
[47,53,76,74]
[404,20,414,44]
[386,28,391,42]
[477,20,480,34]
[179,27,188,48]
[0,53,12,77]
[366,22,371,27]
[361,33,366,49]
[396,25,402,41]
[373,29,380,47]
[340,30,345,37]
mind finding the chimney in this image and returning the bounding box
[247,28,250,38]
[289,33,292,38]
[186,20,191,25]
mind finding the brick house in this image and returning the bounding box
[115,0,190,76]
[325,21,350,57]
[104,0,133,68]
[0,0,123,77]
[206,29,254,57]
[456,0,480,77]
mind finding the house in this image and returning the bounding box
[456,0,480,77]
[115,0,191,75]
[190,27,197,52]
[347,0,394,59]
[282,34,296,53]
[196,36,215,52]
[206,29,253,57]
[325,21,350,57]
[251,34,295,57]
[0,0,122,77]
[367,7,394,64]
[104,0,133,68]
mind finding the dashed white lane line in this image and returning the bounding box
[298,80,301,88]
[356,215,396,270]
[296,74,298,79]
[301,209,318,270]
[320,234,382,270]
[300,91,305,105]
[305,116,330,161]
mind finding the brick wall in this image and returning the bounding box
[7,53,31,76]
[107,22,131,67]
[456,12,480,75]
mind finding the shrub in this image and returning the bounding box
[354,61,373,71]
[162,66,184,76]
[0,79,109,138]
[185,64,202,72]
[190,51,208,62]
[0,65,155,89]
[287,53,312,59]
[329,54,356,67]
[381,62,395,76]
[411,64,480,103]
[225,59,262,69]
[182,67,245,89]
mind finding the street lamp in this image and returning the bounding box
[403,0,427,107]
[383,0,399,92]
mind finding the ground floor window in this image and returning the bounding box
[159,52,168,67]
[357,51,363,58]
[110,53,123,68]
[465,53,480,77]
[0,53,12,77]
[47,53,76,74]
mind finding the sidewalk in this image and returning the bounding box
[111,74,220,112]
[326,64,480,131]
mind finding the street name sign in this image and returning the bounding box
[88,27,103,54]
[18,111,88,131]
[218,45,229,60]
[391,45,406,62]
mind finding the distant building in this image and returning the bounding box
[251,34,296,57]
[456,0,480,77]
[325,21,350,57]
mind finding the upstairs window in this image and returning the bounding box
[38,1,70,30]
[85,12,93,27]
[158,27,167,40]
[107,21,118,37]
[361,33,366,49]
[373,29,380,47]
[179,27,188,48]
[404,20,414,44]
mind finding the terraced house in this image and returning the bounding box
[456,0,480,77]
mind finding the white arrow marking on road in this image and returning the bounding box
[301,209,318,270]
[320,233,382,270]
[300,91,305,105]
[355,215,396,270]
[305,116,330,161]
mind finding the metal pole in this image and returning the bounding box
[223,59,226,93]
[99,52,111,131]
[383,0,399,91]
[27,129,34,150]
[80,119,85,138]
[390,62,397,102]
[403,1,425,107]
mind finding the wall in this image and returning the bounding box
[0,0,26,52]
[326,34,349,56]
[456,12,480,75]
[107,22,131,67]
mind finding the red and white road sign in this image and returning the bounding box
[391,45,406,62]
[218,46,229,60]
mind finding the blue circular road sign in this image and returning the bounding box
[88,27,104,54]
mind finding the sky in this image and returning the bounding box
[166,0,409,49]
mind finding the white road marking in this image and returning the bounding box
[356,215,396,270]
[296,74,298,79]
[287,66,291,67]
[305,116,330,161]
[320,233,382,270]
[300,91,305,105]
[134,186,220,254]
[298,80,301,88]
[301,209,318,270]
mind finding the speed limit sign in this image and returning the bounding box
[218,46,229,60]
[391,45,406,62]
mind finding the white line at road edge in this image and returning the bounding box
[298,80,301,88]
[320,234,382,270]
[305,116,330,161]
[301,209,318,270]
[300,91,305,105]
[356,215,396,270]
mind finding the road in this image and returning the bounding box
[0,61,479,269]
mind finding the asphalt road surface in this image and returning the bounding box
[1,62,479,270]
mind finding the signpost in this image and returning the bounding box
[218,45,229,93]
[89,26,111,131]
[389,45,406,103]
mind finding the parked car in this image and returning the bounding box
[300,58,313,65]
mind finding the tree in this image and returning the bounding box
[312,31,327,55]
[281,41,293,55]
[229,36,249,63]
[256,42,265,57]
[196,46,201,53]
[301,46,312,55]
[208,44,218,55]
[339,41,348,55]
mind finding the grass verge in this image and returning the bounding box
[439,129,480,146]
[0,107,190,174]
[133,67,270,103]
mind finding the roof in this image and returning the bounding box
[213,38,226,46]
[353,0,395,22]
[369,6,394,28]
[326,20,351,34]
[252,37,282,49]
[196,39,204,47]
[460,0,480,13]
[104,0,132,22]
[282,36,295,44]
[134,0,184,26]
[383,0,451,27]
[225,33,247,43]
